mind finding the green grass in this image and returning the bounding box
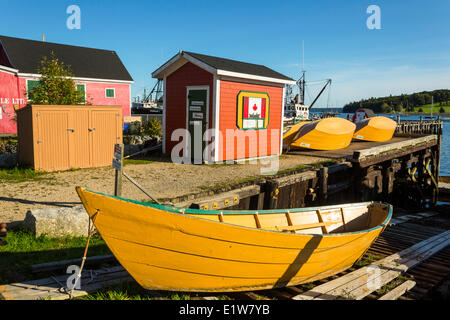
[0,166,50,183]
[353,253,380,268]
[0,227,109,284]
[374,275,412,297]
[77,281,233,300]
[413,104,450,114]
[123,159,155,165]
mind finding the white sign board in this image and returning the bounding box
[112,158,122,171]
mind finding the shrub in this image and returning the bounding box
[439,107,445,113]
[142,119,162,138]
[126,119,162,138]
[26,52,86,105]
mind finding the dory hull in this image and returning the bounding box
[353,116,397,142]
[289,117,356,151]
[76,188,391,292]
[282,121,308,150]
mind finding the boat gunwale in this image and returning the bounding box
[78,187,393,238]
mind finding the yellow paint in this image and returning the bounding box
[290,117,356,151]
[236,91,270,129]
[353,116,397,142]
[282,121,308,149]
[76,187,391,292]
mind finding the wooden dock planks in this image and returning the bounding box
[389,212,439,225]
[378,280,416,300]
[291,230,450,300]
[0,266,133,300]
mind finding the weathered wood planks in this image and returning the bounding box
[291,230,450,300]
[0,266,133,300]
[378,280,416,300]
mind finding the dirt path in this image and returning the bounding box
[0,154,331,223]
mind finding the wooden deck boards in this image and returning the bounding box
[291,230,450,300]
[287,135,438,167]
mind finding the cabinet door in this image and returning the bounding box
[35,110,71,171]
[69,109,90,168]
[89,110,122,167]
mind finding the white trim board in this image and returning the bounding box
[162,76,167,154]
[185,85,210,163]
[0,65,19,74]
[18,73,134,84]
[213,76,221,162]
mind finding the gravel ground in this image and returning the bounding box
[0,154,331,223]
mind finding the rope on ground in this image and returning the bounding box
[68,209,99,299]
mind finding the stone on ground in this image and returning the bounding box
[23,206,92,237]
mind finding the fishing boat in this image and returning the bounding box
[76,187,392,292]
[353,116,397,142]
[284,117,356,151]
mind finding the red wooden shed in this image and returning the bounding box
[152,51,296,164]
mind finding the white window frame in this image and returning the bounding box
[105,88,115,98]
[76,83,87,102]
[26,79,41,102]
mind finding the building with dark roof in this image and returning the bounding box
[0,35,133,134]
[152,50,296,163]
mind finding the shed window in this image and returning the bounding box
[105,88,115,98]
[27,80,41,92]
[27,80,42,102]
[76,84,86,102]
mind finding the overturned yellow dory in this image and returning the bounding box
[76,187,391,292]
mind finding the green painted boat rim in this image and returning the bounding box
[80,187,393,237]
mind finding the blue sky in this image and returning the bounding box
[1,0,449,107]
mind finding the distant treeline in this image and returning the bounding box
[342,89,450,113]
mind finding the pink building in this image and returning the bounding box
[0,35,133,134]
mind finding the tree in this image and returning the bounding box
[418,108,423,113]
[380,102,392,113]
[26,52,87,105]
[394,104,403,113]
[439,107,445,113]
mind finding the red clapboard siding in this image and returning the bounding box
[165,62,213,154]
[219,80,283,161]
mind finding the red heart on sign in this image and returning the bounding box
[253,104,258,111]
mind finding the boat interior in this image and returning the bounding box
[164,202,391,235]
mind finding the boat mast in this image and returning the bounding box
[299,40,306,105]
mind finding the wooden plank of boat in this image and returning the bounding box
[353,117,397,142]
[378,280,416,300]
[289,118,356,151]
[291,230,450,300]
[76,187,392,292]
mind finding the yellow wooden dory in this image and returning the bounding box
[353,116,397,142]
[76,187,391,292]
[287,117,356,151]
[282,121,308,151]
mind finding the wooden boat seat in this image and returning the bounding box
[266,221,339,232]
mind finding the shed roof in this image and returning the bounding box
[152,51,296,85]
[0,35,133,82]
